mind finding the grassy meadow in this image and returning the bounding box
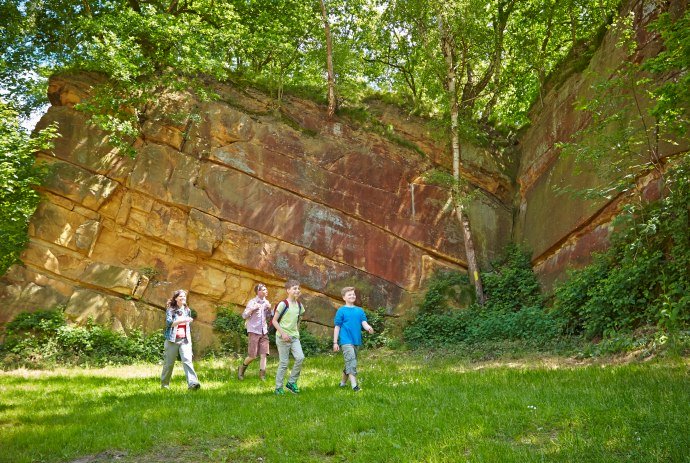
[1,352,688,463]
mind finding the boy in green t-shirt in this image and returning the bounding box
[272,280,306,394]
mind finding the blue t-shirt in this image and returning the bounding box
[334,306,368,346]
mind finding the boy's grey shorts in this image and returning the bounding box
[342,344,359,376]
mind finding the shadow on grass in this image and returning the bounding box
[0,356,688,463]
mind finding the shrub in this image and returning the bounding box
[212,305,247,355]
[361,307,390,349]
[404,245,561,349]
[553,156,690,341]
[298,325,330,356]
[0,308,164,368]
[418,270,472,315]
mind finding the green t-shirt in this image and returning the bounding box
[275,300,304,338]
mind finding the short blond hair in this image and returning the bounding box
[341,286,356,297]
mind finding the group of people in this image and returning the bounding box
[160,280,374,394]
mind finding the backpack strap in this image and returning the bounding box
[276,300,304,325]
[276,299,290,323]
[297,301,303,325]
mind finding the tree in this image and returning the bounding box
[0,102,57,274]
[435,0,519,304]
[319,0,337,117]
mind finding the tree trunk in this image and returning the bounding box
[439,13,486,304]
[456,205,485,304]
[319,0,337,118]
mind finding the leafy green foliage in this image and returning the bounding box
[0,308,164,368]
[417,270,471,315]
[298,325,331,356]
[212,304,247,355]
[405,245,560,349]
[553,156,690,341]
[557,10,690,200]
[482,244,544,312]
[0,102,57,274]
[361,307,390,349]
[643,9,690,136]
[1,0,626,145]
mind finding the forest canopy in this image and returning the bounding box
[1,0,621,132]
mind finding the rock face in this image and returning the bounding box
[4,0,683,349]
[0,75,512,351]
[514,0,689,291]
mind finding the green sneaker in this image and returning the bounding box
[285,382,300,394]
[274,387,285,395]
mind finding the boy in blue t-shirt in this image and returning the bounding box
[333,286,374,392]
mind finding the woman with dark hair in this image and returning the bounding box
[161,289,201,390]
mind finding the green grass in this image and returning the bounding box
[0,352,688,463]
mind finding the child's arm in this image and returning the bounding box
[333,325,340,352]
[362,321,374,334]
[241,300,256,320]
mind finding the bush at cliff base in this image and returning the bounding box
[0,308,164,369]
[404,245,562,349]
[405,157,690,354]
[552,156,690,345]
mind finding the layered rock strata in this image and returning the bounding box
[0,75,512,350]
[514,0,689,290]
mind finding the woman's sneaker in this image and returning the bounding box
[285,382,300,394]
[274,387,285,395]
[352,385,361,392]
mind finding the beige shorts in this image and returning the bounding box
[342,344,358,376]
[248,332,269,357]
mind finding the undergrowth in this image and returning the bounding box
[404,244,561,350]
[552,156,690,349]
[0,307,163,369]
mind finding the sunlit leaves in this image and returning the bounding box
[0,102,57,273]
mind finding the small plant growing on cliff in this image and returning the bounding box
[139,266,160,279]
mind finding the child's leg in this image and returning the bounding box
[342,344,358,388]
[179,341,200,387]
[287,339,304,385]
[340,369,348,386]
[348,373,357,387]
[258,334,269,371]
[160,340,178,387]
[243,333,260,366]
[275,337,291,388]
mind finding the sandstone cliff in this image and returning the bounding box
[0,75,512,350]
[514,0,689,291]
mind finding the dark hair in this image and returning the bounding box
[285,279,300,290]
[166,289,188,310]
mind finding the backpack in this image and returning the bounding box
[268,299,303,337]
